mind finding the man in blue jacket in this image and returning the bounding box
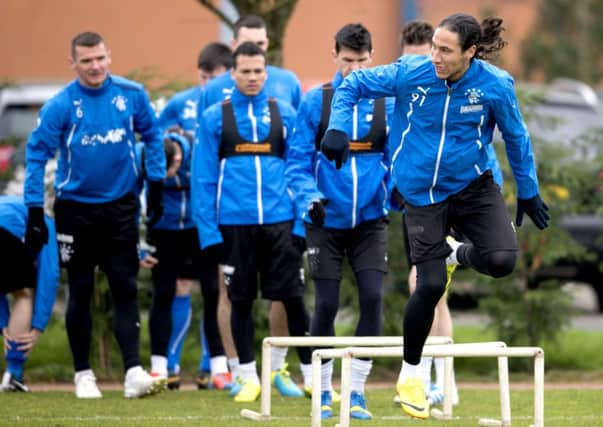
[0,196,59,392]
[156,42,233,392]
[286,23,392,421]
[23,31,166,399]
[321,14,549,419]
[191,42,312,403]
[197,15,306,398]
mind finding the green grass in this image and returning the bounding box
[1,387,602,426]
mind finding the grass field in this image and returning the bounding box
[2,386,603,426]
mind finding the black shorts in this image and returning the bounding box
[405,171,517,265]
[147,227,202,279]
[0,228,37,293]
[54,193,139,272]
[305,216,388,280]
[220,222,304,302]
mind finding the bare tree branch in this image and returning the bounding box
[195,0,235,29]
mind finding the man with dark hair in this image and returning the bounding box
[24,31,166,399]
[197,14,306,399]
[191,42,312,403]
[198,42,234,86]
[321,13,549,419]
[0,196,59,393]
[400,20,434,53]
[286,23,393,420]
[156,41,234,392]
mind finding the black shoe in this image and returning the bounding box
[196,370,211,390]
[167,371,180,390]
[1,372,29,392]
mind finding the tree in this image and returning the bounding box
[521,0,603,83]
[195,0,298,66]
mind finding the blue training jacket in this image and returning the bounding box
[328,56,539,207]
[191,88,299,249]
[135,133,193,230]
[24,75,166,207]
[286,72,394,229]
[198,65,302,114]
[0,196,59,332]
[157,86,202,134]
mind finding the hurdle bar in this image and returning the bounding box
[240,335,452,421]
[337,344,544,427]
[310,341,508,427]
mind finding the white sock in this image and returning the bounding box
[350,358,372,394]
[75,369,95,382]
[321,359,334,392]
[228,357,240,379]
[300,363,313,389]
[238,361,260,385]
[271,347,288,371]
[418,356,433,392]
[400,360,419,383]
[210,355,228,376]
[150,355,167,376]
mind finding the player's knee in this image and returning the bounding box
[315,296,339,320]
[487,250,517,278]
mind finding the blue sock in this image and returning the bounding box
[6,340,26,380]
[167,295,192,373]
[199,318,211,372]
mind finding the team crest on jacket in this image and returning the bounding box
[461,88,485,113]
[465,88,484,104]
[112,95,127,111]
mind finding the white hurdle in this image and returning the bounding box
[335,344,544,427]
[311,341,508,427]
[240,335,452,422]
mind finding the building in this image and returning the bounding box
[0,0,539,90]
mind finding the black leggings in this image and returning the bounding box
[231,296,311,365]
[66,264,141,373]
[311,269,384,361]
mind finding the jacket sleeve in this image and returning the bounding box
[134,89,166,182]
[31,217,60,332]
[24,99,67,207]
[328,63,401,134]
[157,97,179,134]
[383,97,396,210]
[492,79,539,198]
[285,92,325,226]
[0,295,8,330]
[191,109,223,249]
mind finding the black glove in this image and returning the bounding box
[390,187,405,212]
[24,206,48,257]
[308,199,328,227]
[292,235,307,255]
[516,195,550,230]
[201,243,225,265]
[320,129,349,169]
[146,180,164,228]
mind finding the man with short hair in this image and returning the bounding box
[24,31,166,399]
[197,15,306,398]
[191,42,312,403]
[286,23,392,420]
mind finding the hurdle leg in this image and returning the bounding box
[312,352,322,427]
[337,352,352,427]
[533,352,544,427]
[442,356,454,419]
[261,339,272,418]
[497,356,511,426]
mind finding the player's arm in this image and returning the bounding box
[191,109,223,249]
